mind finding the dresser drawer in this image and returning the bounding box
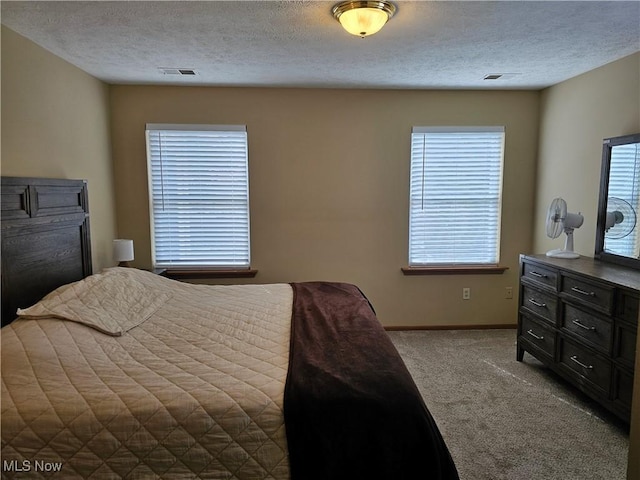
[613,368,633,412]
[520,316,555,358]
[559,337,611,395]
[521,286,557,324]
[522,262,558,290]
[562,304,612,354]
[617,292,639,323]
[615,323,638,368]
[561,275,614,313]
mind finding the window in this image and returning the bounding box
[146,124,250,269]
[408,126,505,266]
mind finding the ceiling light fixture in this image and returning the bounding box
[332,1,396,38]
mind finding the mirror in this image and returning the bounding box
[595,133,640,269]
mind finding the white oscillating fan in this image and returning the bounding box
[605,197,637,239]
[545,197,584,259]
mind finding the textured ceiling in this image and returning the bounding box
[2,1,639,90]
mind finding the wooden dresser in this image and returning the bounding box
[517,254,640,421]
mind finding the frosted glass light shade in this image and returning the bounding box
[339,8,388,37]
[332,1,396,38]
[113,239,134,266]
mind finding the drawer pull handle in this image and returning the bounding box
[571,286,595,297]
[572,319,596,331]
[528,298,547,308]
[570,355,593,370]
[526,329,544,341]
[530,271,548,279]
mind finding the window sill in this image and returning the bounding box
[401,265,508,275]
[161,268,258,279]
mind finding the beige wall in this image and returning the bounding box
[111,86,539,327]
[534,52,640,480]
[1,26,117,271]
[534,52,640,255]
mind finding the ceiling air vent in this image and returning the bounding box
[158,68,197,76]
[483,73,521,81]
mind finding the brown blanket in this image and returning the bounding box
[284,282,459,480]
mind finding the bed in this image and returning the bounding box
[1,176,458,479]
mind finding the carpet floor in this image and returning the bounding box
[388,329,629,480]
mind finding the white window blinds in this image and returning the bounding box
[606,142,640,257]
[408,127,505,266]
[146,124,250,268]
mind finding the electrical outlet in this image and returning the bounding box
[505,287,513,299]
[462,287,471,300]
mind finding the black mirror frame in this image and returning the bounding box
[594,132,640,270]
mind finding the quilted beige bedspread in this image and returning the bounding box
[1,268,293,479]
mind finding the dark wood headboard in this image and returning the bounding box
[1,177,92,326]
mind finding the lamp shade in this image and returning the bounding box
[113,239,134,265]
[332,1,396,37]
